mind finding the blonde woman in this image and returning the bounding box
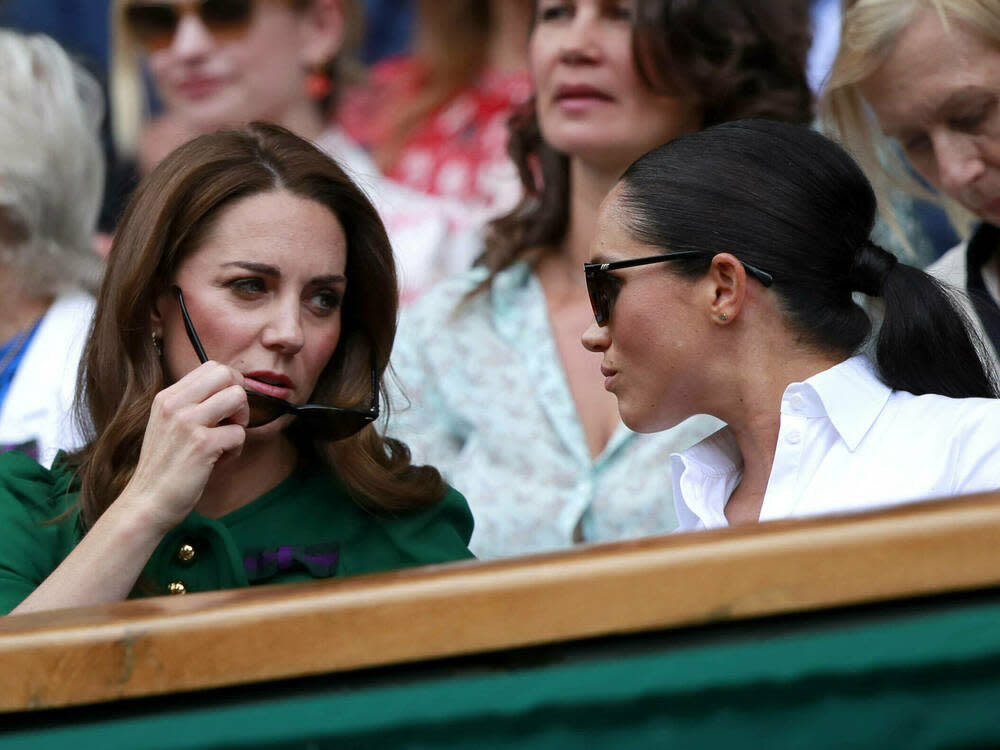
[821,0,1000,370]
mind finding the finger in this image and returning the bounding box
[188,384,251,428]
[211,423,247,456]
[163,361,243,405]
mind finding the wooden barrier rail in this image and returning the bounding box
[2,489,1000,712]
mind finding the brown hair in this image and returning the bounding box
[70,122,447,528]
[478,0,814,286]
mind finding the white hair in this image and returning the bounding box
[0,31,105,295]
[820,0,1000,244]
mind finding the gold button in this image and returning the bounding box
[167,581,187,595]
[177,543,196,563]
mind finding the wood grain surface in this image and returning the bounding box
[2,489,1000,712]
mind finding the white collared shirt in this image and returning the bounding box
[673,356,1000,531]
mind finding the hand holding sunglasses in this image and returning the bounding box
[172,286,379,441]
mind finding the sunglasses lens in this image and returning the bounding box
[585,271,611,324]
[299,411,372,442]
[125,4,179,50]
[125,0,254,51]
[200,0,254,31]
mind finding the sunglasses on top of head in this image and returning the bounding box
[171,285,379,441]
[123,0,260,52]
[584,251,775,326]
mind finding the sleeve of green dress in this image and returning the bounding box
[0,451,80,615]
[342,486,476,577]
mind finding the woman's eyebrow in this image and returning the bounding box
[309,274,347,286]
[221,261,281,276]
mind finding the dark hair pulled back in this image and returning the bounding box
[615,119,997,399]
[478,0,814,285]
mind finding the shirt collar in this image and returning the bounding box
[797,355,892,451]
[671,427,743,530]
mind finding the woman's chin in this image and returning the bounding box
[620,405,689,435]
[243,414,294,442]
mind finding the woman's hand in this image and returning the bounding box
[8,362,251,615]
[122,361,251,533]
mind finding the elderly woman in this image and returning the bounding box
[0,123,473,616]
[583,120,999,531]
[0,31,104,466]
[820,0,1000,370]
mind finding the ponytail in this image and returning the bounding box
[852,241,998,399]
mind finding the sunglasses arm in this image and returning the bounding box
[172,285,209,364]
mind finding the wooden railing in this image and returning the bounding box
[3,489,1000,712]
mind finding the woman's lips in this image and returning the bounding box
[600,365,617,391]
[554,84,614,111]
[175,76,224,99]
[245,372,293,400]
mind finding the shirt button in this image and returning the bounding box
[786,430,801,445]
[167,581,187,595]
[789,394,805,411]
[177,543,196,564]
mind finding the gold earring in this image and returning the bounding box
[152,331,163,355]
[719,313,729,321]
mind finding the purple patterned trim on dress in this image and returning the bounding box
[243,544,340,581]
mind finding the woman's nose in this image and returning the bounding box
[261,305,305,354]
[166,12,215,60]
[934,133,986,195]
[582,320,610,352]
[559,9,603,64]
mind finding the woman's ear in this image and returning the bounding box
[298,0,347,69]
[706,253,747,324]
[150,290,167,338]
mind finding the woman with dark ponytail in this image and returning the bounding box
[582,119,1000,531]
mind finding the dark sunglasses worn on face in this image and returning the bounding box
[171,286,379,441]
[124,0,257,51]
[584,251,775,326]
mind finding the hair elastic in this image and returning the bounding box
[849,239,897,297]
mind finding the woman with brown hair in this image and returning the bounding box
[110,0,474,300]
[388,0,814,559]
[0,123,473,616]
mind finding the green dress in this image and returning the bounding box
[0,450,474,614]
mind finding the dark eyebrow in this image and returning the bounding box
[221,262,346,286]
[309,274,347,286]
[222,261,281,276]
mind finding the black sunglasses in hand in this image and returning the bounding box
[171,286,378,441]
[584,251,775,326]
